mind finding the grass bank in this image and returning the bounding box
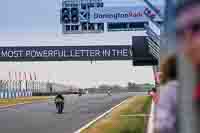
[0,96,50,106]
[82,96,152,133]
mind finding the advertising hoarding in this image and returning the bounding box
[90,5,163,23]
[144,0,165,17]
[148,21,161,36]
[145,22,160,60]
[0,45,132,61]
[132,36,158,66]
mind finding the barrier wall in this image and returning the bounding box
[0,80,69,99]
[0,90,32,99]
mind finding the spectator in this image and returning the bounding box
[149,87,159,104]
[176,0,200,105]
[151,87,157,93]
[154,55,178,133]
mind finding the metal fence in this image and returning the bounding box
[0,80,71,99]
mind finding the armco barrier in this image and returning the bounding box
[0,90,33,99]
[4,91,8,99]
[16,92,19,97]
[1,89,77,99]
[8,91,11,99]
[0,92,3,99]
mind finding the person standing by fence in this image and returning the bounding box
[154,54,178,133]
[149,87,159,104]
[176,0,200,108]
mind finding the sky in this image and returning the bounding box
[0,0,158,87]
[0,0,164,33]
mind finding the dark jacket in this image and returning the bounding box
[55,94,64,103]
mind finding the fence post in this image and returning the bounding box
[178,54,197,133]
[165,0,200,133]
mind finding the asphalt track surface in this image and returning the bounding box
[0,92,147,133]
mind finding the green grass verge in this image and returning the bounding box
[82,96,152,133]
[0,96,50,106]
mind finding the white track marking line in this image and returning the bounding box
[74,97,132,133]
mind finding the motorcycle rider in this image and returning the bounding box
[55,93,64,103]
[107,88,112,96]
[54,93,64,113]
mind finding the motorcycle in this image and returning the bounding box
[78,89,83,96]
[107,90,112,96]
[55,98,64,114]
